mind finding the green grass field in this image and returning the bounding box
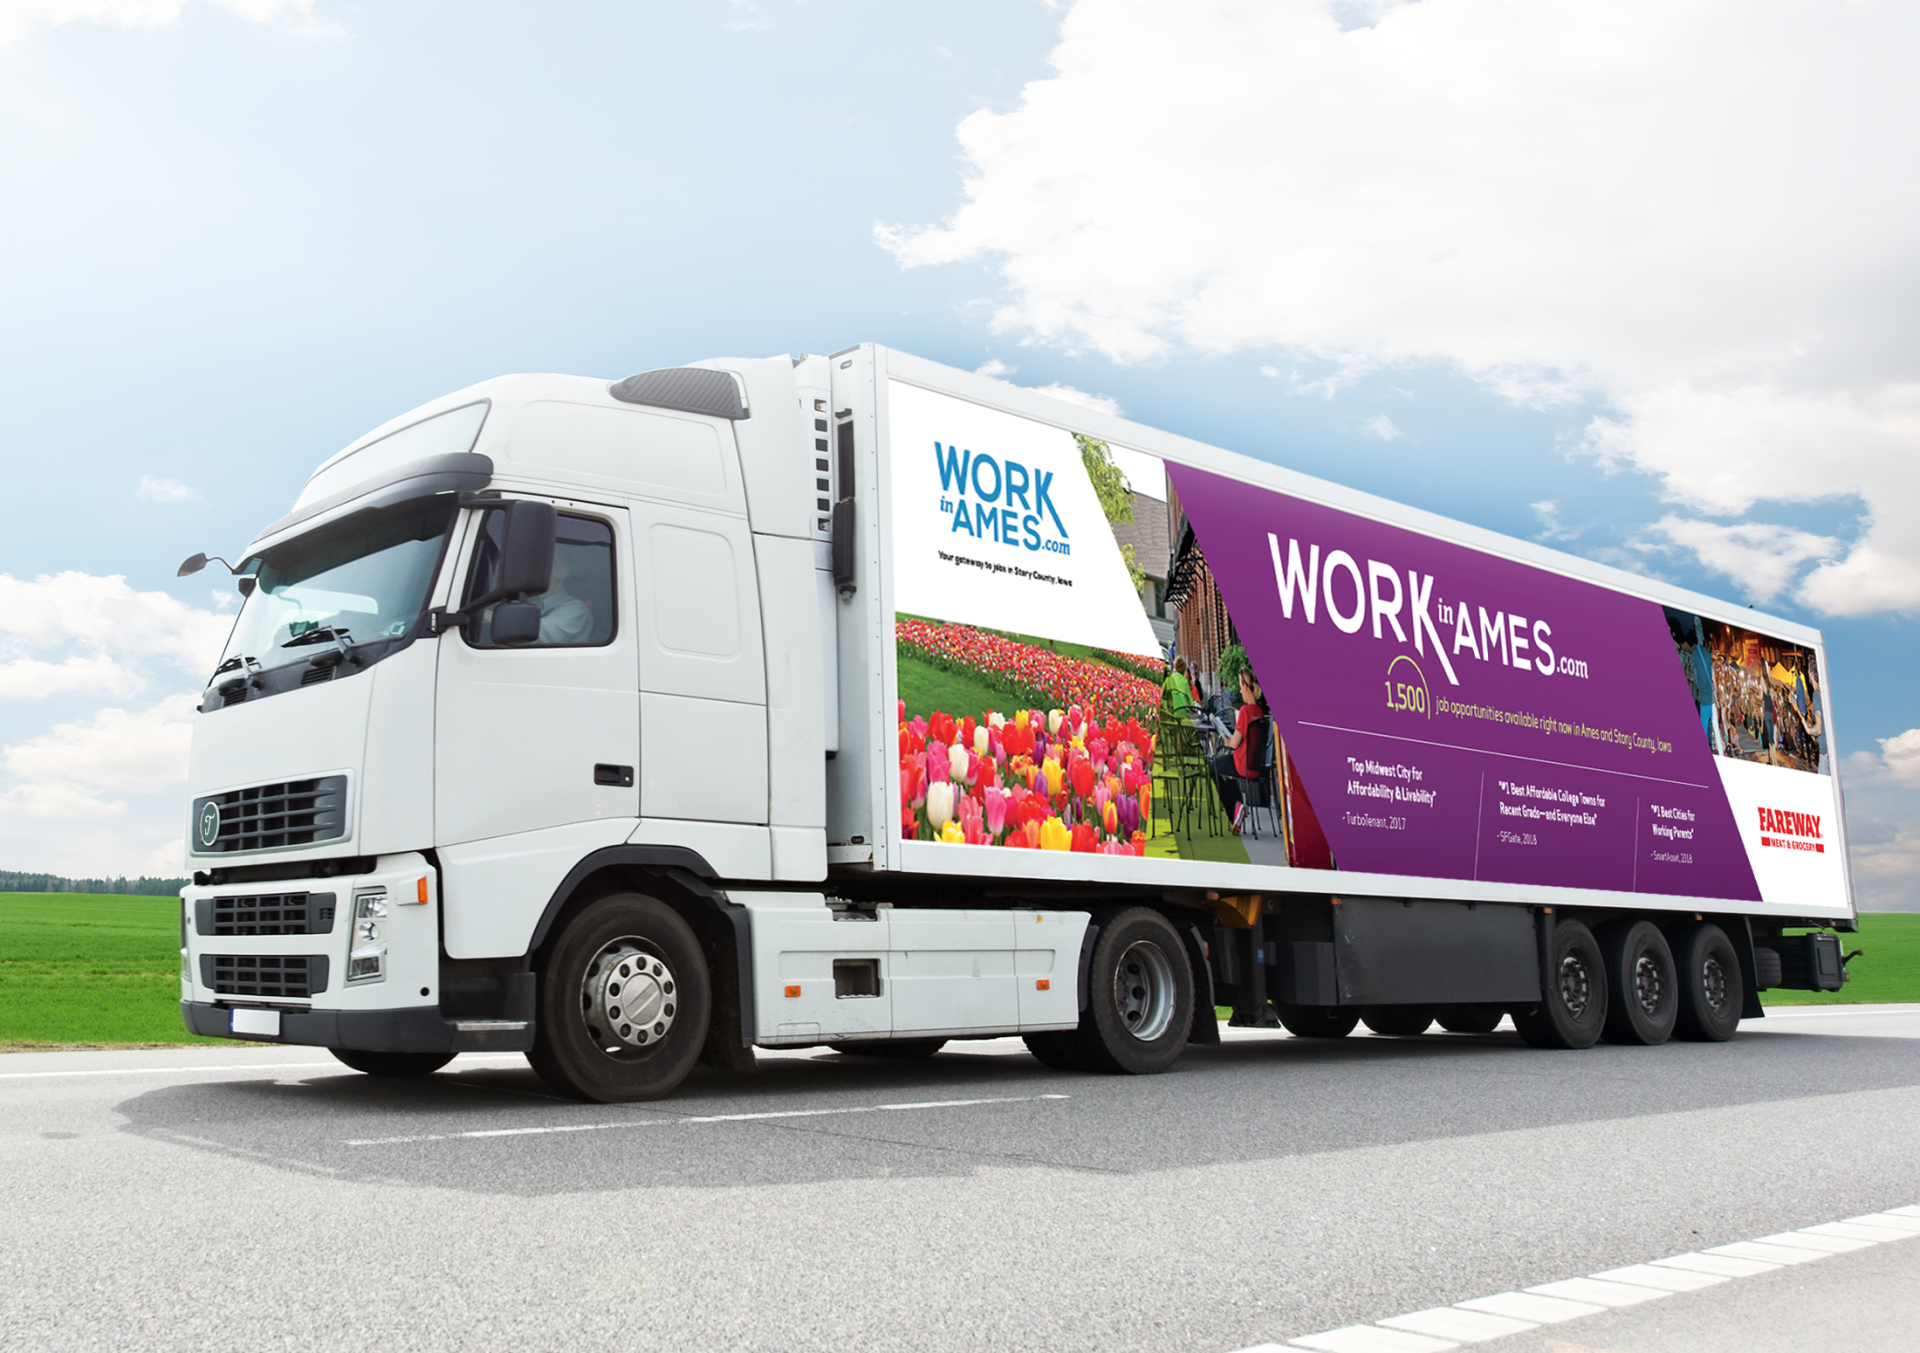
[0,892,224,1047]
[2,890,1911,1048]
[1760,912,1920,1005]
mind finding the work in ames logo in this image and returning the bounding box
[932,441,1072,556]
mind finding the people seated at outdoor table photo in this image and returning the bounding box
[1210,668,1269,835]
[1161,656,1197,718]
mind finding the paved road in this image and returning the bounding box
[1,1006,1915,1352]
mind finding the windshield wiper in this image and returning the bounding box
[283,626,354,649]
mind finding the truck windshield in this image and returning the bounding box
[216,498,457,677]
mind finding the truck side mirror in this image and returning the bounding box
[469,500,557,610]
[490,599,542,646]
[178,553,208,578]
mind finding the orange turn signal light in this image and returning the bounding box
[785,984,802,998]
[1036,979,1050,991]
[417,877,430,905]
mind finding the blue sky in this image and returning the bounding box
[0,0,1913,904]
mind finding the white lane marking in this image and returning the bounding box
[0,1054,524,1081]
[1524,1277,1668,1307]
[1376,1310,1535,1342]
[1246,1206,1920,1353]
[1289,1326,1457,1352]
[345,1093,1071,1147]
[1454,1293,1603,1324]
[1589,1264,1726,1293]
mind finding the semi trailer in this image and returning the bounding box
[177,346,1854,1100]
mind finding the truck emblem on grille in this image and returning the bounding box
[196,801,222,848]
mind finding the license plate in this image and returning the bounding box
[230,1007,281,1038]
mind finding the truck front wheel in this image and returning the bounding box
[528,893,710,1102]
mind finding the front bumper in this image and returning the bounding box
[181,1000,532,1052]
[180,849,533,1053]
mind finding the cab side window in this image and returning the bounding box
[463,510,617,648]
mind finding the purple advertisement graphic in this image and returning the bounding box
[1168,464,1763,901]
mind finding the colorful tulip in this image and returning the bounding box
[984,784,1008,835]
[926,781,956,831]
[948,742,970,784]
[940,818,965,843]
[1039,817,1070,851]
[1069,822,1097,853]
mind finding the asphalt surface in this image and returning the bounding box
[1,1005,1916,1352]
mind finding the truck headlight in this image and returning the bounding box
[348,889,388,983]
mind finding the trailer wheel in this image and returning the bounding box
[1436,1004,1504,1034]
[1276,1004,1360,1038]
[527,892,710,1102]
[1361,1005,1434,1036]
[1600,920,1678,1045]
[1076,908,1194,1074]
[329,1049,454,1077]
[1513,918,1607,1049]
[833,1038,947,1059]
[1672,922,1742,1043]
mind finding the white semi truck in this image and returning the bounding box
[178,346,1854,1100]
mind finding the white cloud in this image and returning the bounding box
[0,571,231,676]
[1839,729,1920,912]
[0,693,198,817]
[1644,517,1838,606]
[882,0,1920,614]
[137,474,198,503]
[971,359,1123,416]
[1361,414,1402,442]
[0,654,143,699]
[0,0,339,43]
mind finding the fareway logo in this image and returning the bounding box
[1758,805,1824,853]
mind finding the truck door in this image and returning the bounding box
[434,498,639,845]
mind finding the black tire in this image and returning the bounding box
[1276,1004,1360,1038]
[1361,1005,1435,1036]
[527,892,710,1102]
[329,1048,454,1077]
[1023,1030,1098,1071]
[833,1038,947,1059]
[1600,920,1679,1046]
[1513,918,1607,1049]
[1673,922,1742,1043]
[1075,907,1195,1074]
[1435,1004,1504,1034]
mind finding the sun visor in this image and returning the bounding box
[247,452,493,553]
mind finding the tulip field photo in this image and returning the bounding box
[894,615,1246,859]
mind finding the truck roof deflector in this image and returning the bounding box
[609,367,748,419]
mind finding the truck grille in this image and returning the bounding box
[202,954,329,1000]
[197,892,335,937]
[192,775,348,855]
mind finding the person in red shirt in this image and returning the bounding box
[1210,668,1269,833]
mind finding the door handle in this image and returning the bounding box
[594,764,635,787]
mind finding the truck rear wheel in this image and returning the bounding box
[1069,908,1194,1074]
[1672,922,1742,1042]
[1023,1030,1097,1071]
[329,1048,454,1077]
[1600,920,1678,1045]
[1513,918,1607,1049]
[1436,1004,1504,1034]
[1276,1004,1360,1038]
[1361,1005,1434,1036]
[528,893,710,1102]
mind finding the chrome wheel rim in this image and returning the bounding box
[582,938,678,1057]
[1113,939,1177,1042]
[1633,953,1665,1018]
[1558,953,1592,1020]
